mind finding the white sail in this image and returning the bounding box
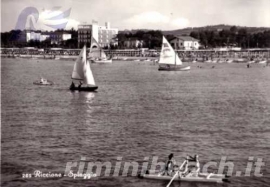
[71,45,86,80]
[84,60,95,85]
[72,45,96,85]
[89,36,107,59]
[159,36,182,65]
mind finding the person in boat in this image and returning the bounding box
[70,81,75,89]
[40,78,44,83]
[78,81,82,89]
[180,157,189,177]
[185,155,200,177]
[40,78,47,84]
[161,153,176,176]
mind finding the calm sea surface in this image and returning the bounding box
[1,58,270,187]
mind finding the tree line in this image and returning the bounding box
[110,27,270,49]
[116,30,163,49]
[1,29,78,48]
[190,26,270,48]
[1,26,270,49]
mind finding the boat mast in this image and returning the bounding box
[175,48,176,66]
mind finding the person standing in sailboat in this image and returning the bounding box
[78,81,82,89]
[70,81,75,89]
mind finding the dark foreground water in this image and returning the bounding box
[1,58,270,187]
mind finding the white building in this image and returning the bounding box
[26,30,71,44]
[170,36,200,50]
[26,31,41,42]
[124,39,144,48]
[78,21,118,48]
[98,22,118,47]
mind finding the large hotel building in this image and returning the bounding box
[78,21,118,48]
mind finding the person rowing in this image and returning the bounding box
[160,153,176,176]
[185,154,200,177]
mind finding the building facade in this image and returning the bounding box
[170,36,200,50]
[123,39,144,48]
[25,30,71,44]
[78,22,118,48]
[77,24,93,48]
[50,32,71,45]
[98,22,118,48]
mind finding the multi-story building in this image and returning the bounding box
[78,21,118,48]
[98,22,118,48]
[78,24,91,47]
[170,36,200,50]
[25,30,71,44]
[50,32,71,45]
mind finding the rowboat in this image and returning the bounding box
[138,159,229,184]
[33,78,54,85]
[139,172,229,183]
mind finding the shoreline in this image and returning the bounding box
[1,54,269,64]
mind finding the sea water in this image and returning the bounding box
[1,58,270,187]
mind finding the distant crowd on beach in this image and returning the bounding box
[1,48,270,64]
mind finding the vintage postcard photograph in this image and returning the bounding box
[1,0,270,187]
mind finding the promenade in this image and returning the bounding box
[1,48,270,62]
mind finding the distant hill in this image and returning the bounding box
[119,29,152,34]
[120,25,270,36]
[163,25,270,36]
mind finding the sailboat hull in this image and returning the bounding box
[70,85,98,92]
[92,59,112,63]
[158,65,191,71]
[33,80,54,85]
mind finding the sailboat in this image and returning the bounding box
[70,45,98,91]
[89,36,112,64]
[158,36,190,71]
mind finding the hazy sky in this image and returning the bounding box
[1,0,270,32]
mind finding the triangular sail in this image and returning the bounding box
[89,36,107,59]
[84,60,96,85]
[72,45,96,85]
[71,45,86,80]
[159,36,182,65]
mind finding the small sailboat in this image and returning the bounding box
[89,36,112,64]
[70,45,98,91]
[158,36,190,71]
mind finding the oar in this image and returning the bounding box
[166,160,187,187]
[166,171,179,187]
[180,160,187,168]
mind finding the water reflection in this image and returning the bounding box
[83,92,96,114]
[70,91,96,114]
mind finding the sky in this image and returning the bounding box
[1,0,270,32]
